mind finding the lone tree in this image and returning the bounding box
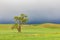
[12,14,28,32]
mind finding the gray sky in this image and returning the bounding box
[0,0,60,23]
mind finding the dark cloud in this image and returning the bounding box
[0,0,60,23]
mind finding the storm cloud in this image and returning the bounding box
[0,0,60,24]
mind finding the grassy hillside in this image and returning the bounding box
[0,23,60,40]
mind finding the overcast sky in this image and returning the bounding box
[0,0,60,24]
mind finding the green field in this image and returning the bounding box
[0,24,60,40]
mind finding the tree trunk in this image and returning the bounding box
[17,25,21,32]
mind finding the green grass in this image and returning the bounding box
[0,24,60,40]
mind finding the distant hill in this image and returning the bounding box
[40,23,60,28]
